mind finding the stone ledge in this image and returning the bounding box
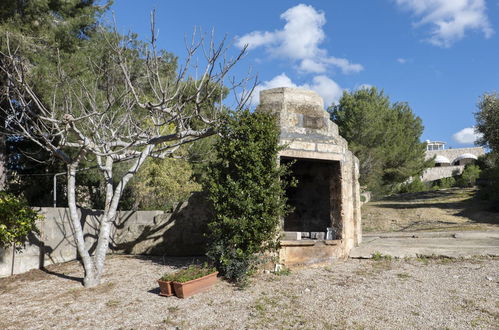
[280,239,341,246]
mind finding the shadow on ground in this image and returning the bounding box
[0,255,207,287]
[363,188,499,232]
[380,188,498,225]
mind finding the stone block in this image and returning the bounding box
[317,143,342,153]
[288,141,316,151]
[282,231,301,240]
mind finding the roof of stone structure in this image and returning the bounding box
[454,153,478,162]
[434,155,451,163]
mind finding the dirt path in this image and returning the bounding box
[362,188,499,233]
[1,255,498,329]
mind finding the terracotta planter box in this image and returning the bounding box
[173,272,219,298]
[157,279,174,297]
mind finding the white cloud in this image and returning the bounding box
[250,73,343,107]
[395,0,494,47]
[452,127,483,144]
[305,75,343,106]
[397,58,408,64]
[236,4,363,74]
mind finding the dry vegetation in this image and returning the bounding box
[362,188,499,233]
[1,255,498,329]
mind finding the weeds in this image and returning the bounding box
[273,267,291,276]
[105,299,120,307]
[372,251,393,261]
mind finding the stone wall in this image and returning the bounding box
[0,193,210,277]
[421,165,464,182]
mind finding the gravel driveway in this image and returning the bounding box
[1,255,498,329]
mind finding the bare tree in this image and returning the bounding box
[0,22,253,287]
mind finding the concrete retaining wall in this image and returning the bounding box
[0,193,210,277]
[421,165,464,182]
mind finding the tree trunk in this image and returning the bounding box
[71,148,152,287]
[67,162,99,287]
[0,135,6,190]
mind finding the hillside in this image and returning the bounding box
[362,188,499,233]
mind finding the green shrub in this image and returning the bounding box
[456,164,481,187]
[130,157,201,211]
[398,177,427,193]
[0,192,43,249]
[476,162,499,211]
[439,176,456,189]
[205,110,292,284]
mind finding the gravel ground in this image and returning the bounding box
[1,255,498,329]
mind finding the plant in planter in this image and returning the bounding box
[172,265,218,299]
[158,265,218,298]
[157,273,176,297]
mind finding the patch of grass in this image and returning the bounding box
[470,318,483,328]
[273,267,291,276]
[167,306,180,314]
[105,299,120,307]
[89,281,116,293]
[372,260,393,272]
[415,255,460,264]
[354,269,370,276]
[416,256,430,265]
[253,296,279,312]
[324,266,334,273]
[162,314,188,328]
[372,251,393,261]
[396,272,411,279]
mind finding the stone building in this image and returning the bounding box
[257,87,362,268]
[421,141,485,182]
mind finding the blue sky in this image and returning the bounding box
[107,1,499,148]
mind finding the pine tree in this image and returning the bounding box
[329,87,430,195]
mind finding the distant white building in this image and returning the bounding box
[426,141,445,151]
[421,141,485,182]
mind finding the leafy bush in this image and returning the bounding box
[160,264,217,283]
[130,157,201,211]
[398,177,427,193]
[205,110,291,284]
[440,176,456,189]
[0,192,43,248]
[456,164,481,187]
[478,166,499,211]
[476,154,499,211]
[432,176,456,190]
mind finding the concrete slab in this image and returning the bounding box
[350,231,499,259]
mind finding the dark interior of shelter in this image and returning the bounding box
[281,157,342,239]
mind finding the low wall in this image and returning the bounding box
[0,193,210,277]
[421,165,464,182]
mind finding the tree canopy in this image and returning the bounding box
[475,92,499,154]
[329,87,431,195]
[474,92,499,210]
[0,0,111,195]
[0,5,251,287]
